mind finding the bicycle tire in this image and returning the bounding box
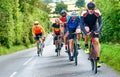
[74,43,78,66]
[91,44,97,74]
[37,48,40,56]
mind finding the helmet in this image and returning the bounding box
[60,10,67,17]
[87,2,95,10]
[34,21,39,24]
[55,19,60,23]
[70,11,78,17]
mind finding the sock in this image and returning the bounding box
[97,57,99,60]
[85,44,88,48]
[77,41,80,45]
[65,45,67,50]
[70,52,73,56]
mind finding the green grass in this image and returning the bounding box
[80,40,120,73]
[0,44,36,56]
[101,43,120,73]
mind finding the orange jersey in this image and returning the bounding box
[32,25,45,35]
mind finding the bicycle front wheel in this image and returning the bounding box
[91,44,97,74]
[74,43,78,66]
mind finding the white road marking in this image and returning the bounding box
[10,72,17,77]
[23,56,34,65]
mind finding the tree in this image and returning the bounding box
[95,0,120,43]
[55,2,68,14]
[75,0,85,7]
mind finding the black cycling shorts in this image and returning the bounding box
[54,33,60,41]
[35,33,42,40]
[68,28,76,40]
[86,26,99,38]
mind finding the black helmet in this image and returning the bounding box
[60,10,67,17]
[87,2,95,10]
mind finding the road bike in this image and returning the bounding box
[37,36,43,56]
[67,32,79,65]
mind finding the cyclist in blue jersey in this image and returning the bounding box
[67,11,81,61]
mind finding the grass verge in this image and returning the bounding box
[80,41,120,73]
[101,43,120,73]
[0,44,36,56]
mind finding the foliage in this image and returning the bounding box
[0,0,51,49]
[55,2,68,14]
[95,0,120,43]
[75,0,85,7]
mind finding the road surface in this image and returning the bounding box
[0,34,120,77]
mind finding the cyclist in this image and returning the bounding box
[32,21,45,53]
[52,19,62,52]
[67,11,81,61]
[80,2,102,67]
[59,10,69,52]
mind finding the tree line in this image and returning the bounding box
[95,0,120,43]
[54,0,120,44]
[0,0,51,48]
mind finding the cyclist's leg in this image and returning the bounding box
[54,35,58,47]
[39,33,44,44]
[77,33,81,49]
[84,26,90,53]
[35,34,39,51]
[64,32,69,51]
[55,34,59,52]
[93,27,101,67]
[64,26,69,51]
[69,34,74,61]
[68,28,76,61]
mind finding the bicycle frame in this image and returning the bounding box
[89,31,97,74]
[38,36,43,56]
[57,35,62,56]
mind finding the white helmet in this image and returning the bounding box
[34,21,39,24]
[55,19,60,23]
[71,11,78,17]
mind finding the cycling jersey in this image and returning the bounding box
[67,16,80,39]
[32,25,44,35]
[59,16,66,23]
[67,16,80,29]
[52,23,61,35]
[60,16,68,33]
[80,9,102,35]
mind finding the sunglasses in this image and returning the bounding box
[34,23,38,25]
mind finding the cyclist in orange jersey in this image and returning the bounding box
[32,21,45,52]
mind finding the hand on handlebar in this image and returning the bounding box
[86,32,91,35]
[94,31,99,34]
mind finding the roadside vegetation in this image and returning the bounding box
[0,0,51,55]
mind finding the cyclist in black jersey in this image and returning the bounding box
[80,2,102,67]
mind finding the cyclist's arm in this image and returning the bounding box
[40,25,45,35]
[80,10,88,35]
[97,16,102,32]
[32,26,35,37]
[80,16,87,35]
[52,24,55,34]
[52,27,55,34]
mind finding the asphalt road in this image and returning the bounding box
[0,34,120,77]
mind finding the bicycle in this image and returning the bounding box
[88,31,100,74]
[53,34,62,56]
[37,36,43,56]
[67,32,79,65]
